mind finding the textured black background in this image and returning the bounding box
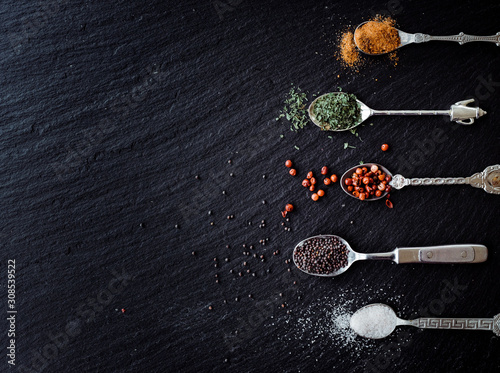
[1,0,500,372]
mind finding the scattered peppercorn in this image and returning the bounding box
[381,143,389,151]
[324,177,331,185]
[311,193,319,201]
[289,169,297,176]
[321,166,328,175]
[317,189,325,197]
[302,179,311,187]
[330,174,338,183]
[285,204,294,212]
[307,171,313,179]
[285,160,293,168]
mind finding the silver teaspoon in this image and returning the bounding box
[350,303,500,339]
[340,164,500,201]
[308,93,486,130]
[354,21,500,56]
[292,235,487,278]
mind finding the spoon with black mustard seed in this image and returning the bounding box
[340,163,500,201]
[308,92,486,131]
[354,21,500,56]
[292,235,488,278]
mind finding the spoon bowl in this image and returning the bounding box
[350,303,401,339]
[340,163,392,201]
[353,21,408,56]
[292,234,357,277]
[308,92,368,132]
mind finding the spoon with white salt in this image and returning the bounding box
[353,21,500,56]
[350,303,500,339]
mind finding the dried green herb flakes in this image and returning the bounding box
[312,93,361,131]
[276,87,309,131]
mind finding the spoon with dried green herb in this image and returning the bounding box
[308,93,486,131]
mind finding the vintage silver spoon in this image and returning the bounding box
[350,303,500,339]
[340,163,500,201]
[354,21,500,56]
[292,234,487,278]
[308,92,486,131]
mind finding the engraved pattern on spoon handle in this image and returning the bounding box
[410,317,497,335]
[414,32,500,45]
[371,109,450,116]
[390,175,469,190]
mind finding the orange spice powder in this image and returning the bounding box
[354,17,400,55]
[339,31,361,68]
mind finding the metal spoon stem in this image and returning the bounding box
[371,109,450,116]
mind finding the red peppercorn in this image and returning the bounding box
[378,174,386,181]
[310,177,316,185]
[307,171,313,179]
[355,168,363,175]
[386,199,394,208]
[309,185,315,192]
[281,211,287,218]
[323,178,331,185]
[344,178,352,186]
[302,179,310,187]
[321,166,328,175]
[370,165,379,173]
[385,175,392,182]
[359,193,366,201]
[317,189,325,197]
[353,191,360,198]
[381,143,389,151]
[285,160,293,168]
[375,190,382,197]
[285,204,294,212]
[362,177,370,184]
[347,186,353,192]
[330,174,338,183]
[311,193,319,201]
[289,168,297,176]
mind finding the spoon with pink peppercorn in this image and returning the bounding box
[340,163,500,202]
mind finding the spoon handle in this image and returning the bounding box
[394,244,488,264]
[371,109,450,116]
[391,174,469,190]
[410,316,499,336]
[413,32,500,46]
[391,165,500,194]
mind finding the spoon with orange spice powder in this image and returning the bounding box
[354,20,500,56]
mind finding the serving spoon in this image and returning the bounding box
[340,163,500,201]
[354,21,500,56]
[292,234,487,278]
[308,93,486,130]
[350,303,500,339]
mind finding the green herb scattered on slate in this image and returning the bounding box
[359,161,364,165]
[276,86,309,131]
[344,142,356,149]
[311,92,361,131]
[294,145,300,150]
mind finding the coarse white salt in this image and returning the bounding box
[349,304,396,339]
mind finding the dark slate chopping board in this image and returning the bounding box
[1,0,499,372]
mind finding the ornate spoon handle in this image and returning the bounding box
[414,32,500,45]
[390,165,500,195]
[410,315,500,336]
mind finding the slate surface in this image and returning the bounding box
[1,0,499,372]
